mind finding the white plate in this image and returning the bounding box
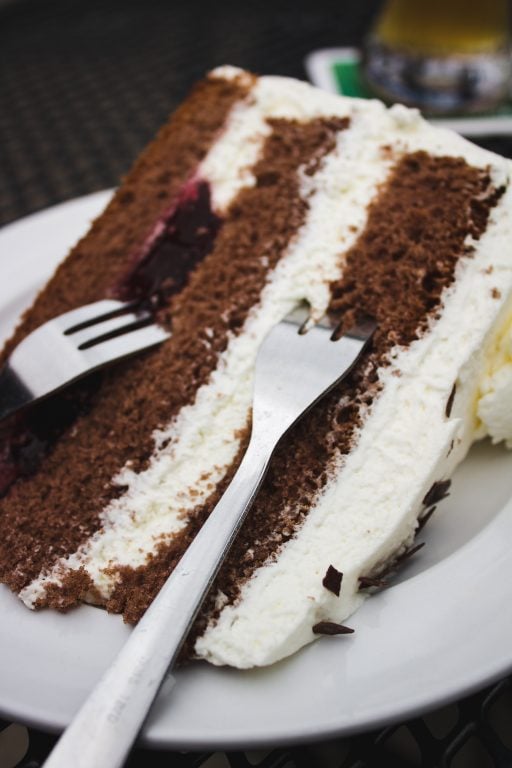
[1,194,512,749]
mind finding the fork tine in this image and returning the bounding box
[51,300,130,333]
[281,302,312,333]
[345,317,378,341]
[330,316,378,342]
[1,299,170,423]
[284,305,377,343]
[80,323,170,368]
[70,311,151,349]
[78,317,156,351]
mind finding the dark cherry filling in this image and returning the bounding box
[0,376,102,497]
[0,179,221,497]
[114,179,221,308]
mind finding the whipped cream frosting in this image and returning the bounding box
[198,168,512,667]
[19,68,512,668]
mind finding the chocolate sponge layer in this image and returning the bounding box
[0,112,348,602]
[0,71,251,586]
[1,73,250,360]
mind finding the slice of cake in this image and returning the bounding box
[1,66,512,668]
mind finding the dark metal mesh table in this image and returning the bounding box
[0,0,382,226]
[2,676,512,767]
[1,1,512,765]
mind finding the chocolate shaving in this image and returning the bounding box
[422,479,451,507]
[417,505,436,532]
[312,621,354,635]
[445,384,456,417]
[359,541,425,592]
[358,575,388,590]
[395,541,425,565]
[322,565,343,596]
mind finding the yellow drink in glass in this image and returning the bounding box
[363,0,511,114]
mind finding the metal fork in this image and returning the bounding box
[43,304,376,768]
[0,299,170,422]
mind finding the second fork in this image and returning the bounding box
[42,303,376,768]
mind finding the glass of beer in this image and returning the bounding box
[363,0,511,114]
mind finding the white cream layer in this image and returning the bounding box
[197,175,512,667]
[19,71,512,670]
[476,305,512,447]
[19,71,385,607]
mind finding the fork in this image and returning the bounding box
[0,299,170,422]
[43,304,376,768]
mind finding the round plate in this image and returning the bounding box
[1,194,512,749]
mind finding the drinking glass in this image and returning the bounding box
[363,0,511,114]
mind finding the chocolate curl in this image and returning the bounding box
[313,621,354,635]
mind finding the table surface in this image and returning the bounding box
[1,1,512,766]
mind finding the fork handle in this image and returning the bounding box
[43,431,276,768]
[0,363,33,422]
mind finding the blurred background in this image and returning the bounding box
[4,0,512,228]
[1,1,512,766]
[2,0,512,228]
[0,0,379,226]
